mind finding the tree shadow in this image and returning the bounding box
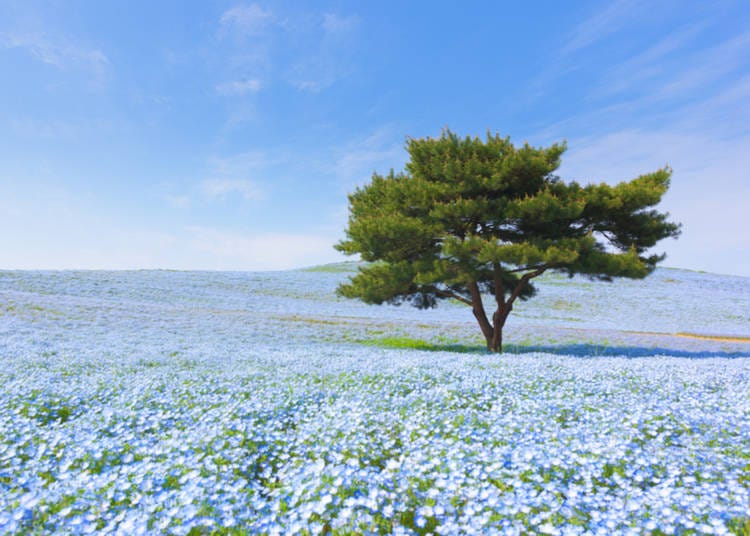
[385,341,750,359]
[502,343,750,359]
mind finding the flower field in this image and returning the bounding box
[1,266,749,535]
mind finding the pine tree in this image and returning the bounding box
[335,130,681,352]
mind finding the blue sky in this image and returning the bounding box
[1,1,749,276]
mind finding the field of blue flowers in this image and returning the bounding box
[1,266,749,535]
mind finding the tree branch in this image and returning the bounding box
[467,280,493,345]
[433,288,472,306]
[507,267,547,307]
[492,263,505,308]
[506,263,549,274]
[594,229,620,248]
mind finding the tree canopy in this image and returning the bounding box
[335,130,681,352]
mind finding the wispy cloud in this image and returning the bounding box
[653,30,750,100]
[528,0,661,103]
[7,116,116,142]
[322,13,359,36]
[200,178,262,201]
[529,13,750,141]
[198,151,268,201]
[163,151,268,208]
[215,79,263,96]
[214,5,360,99]
[164,195,191,209]
[527,6,750,277]
[562,0,645,55]
[0,30,109,82]
[686,73,750,127]
[213,4,276,123]
[208,150,266,178]
[549,60,750,277]
[219,4,274,38]
[9,118,80,140]
[334,126,404,188]
[559,27,750,136]
[288,12,359,93]
[593,22,707,97]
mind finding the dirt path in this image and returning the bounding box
[675,332,750,343]
[627,330,750,343]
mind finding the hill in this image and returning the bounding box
[1,265,748,357]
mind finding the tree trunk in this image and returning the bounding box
[489,306,510,353]
[468,280,495,352]
[474,307,511,353]
[472,266,545,353]
[474,307,494,352]
[487,327,502,353]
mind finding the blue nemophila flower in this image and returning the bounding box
[1,270,749,534]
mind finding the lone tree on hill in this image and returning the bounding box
[335,130,681,353]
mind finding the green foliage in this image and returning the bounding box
[728,516,750,536]
[336,129,680,351]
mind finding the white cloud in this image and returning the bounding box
[207,151,267,183]
[9,118,79,140]
[593,22,707,97]
[219,4,273,37]
[215,79,263,96]
[287,12,359,93]
[322,13,359,37]
[165,151,268,208]
[562,0,645,55]
[546,5,750,115]
[7,116,114,141]
[292,80,325,93]
[652,30,750,100]
[200,178,263,201]
[187,226,342,270]
[215,6,359,95]
[224,101,260,125]
[0,30,109,82]
[527,17,750,279]
[334,126,405,188]
[165,195,191,209]
[214,10,270,121]
[529,0,669,102]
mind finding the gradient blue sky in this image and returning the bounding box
[2,1,749,275]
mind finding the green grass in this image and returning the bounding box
[359,336,624,357]
[299,262,360,273]
[361,336,486,353]
[551,299,582,312]
[729,517,750,536]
